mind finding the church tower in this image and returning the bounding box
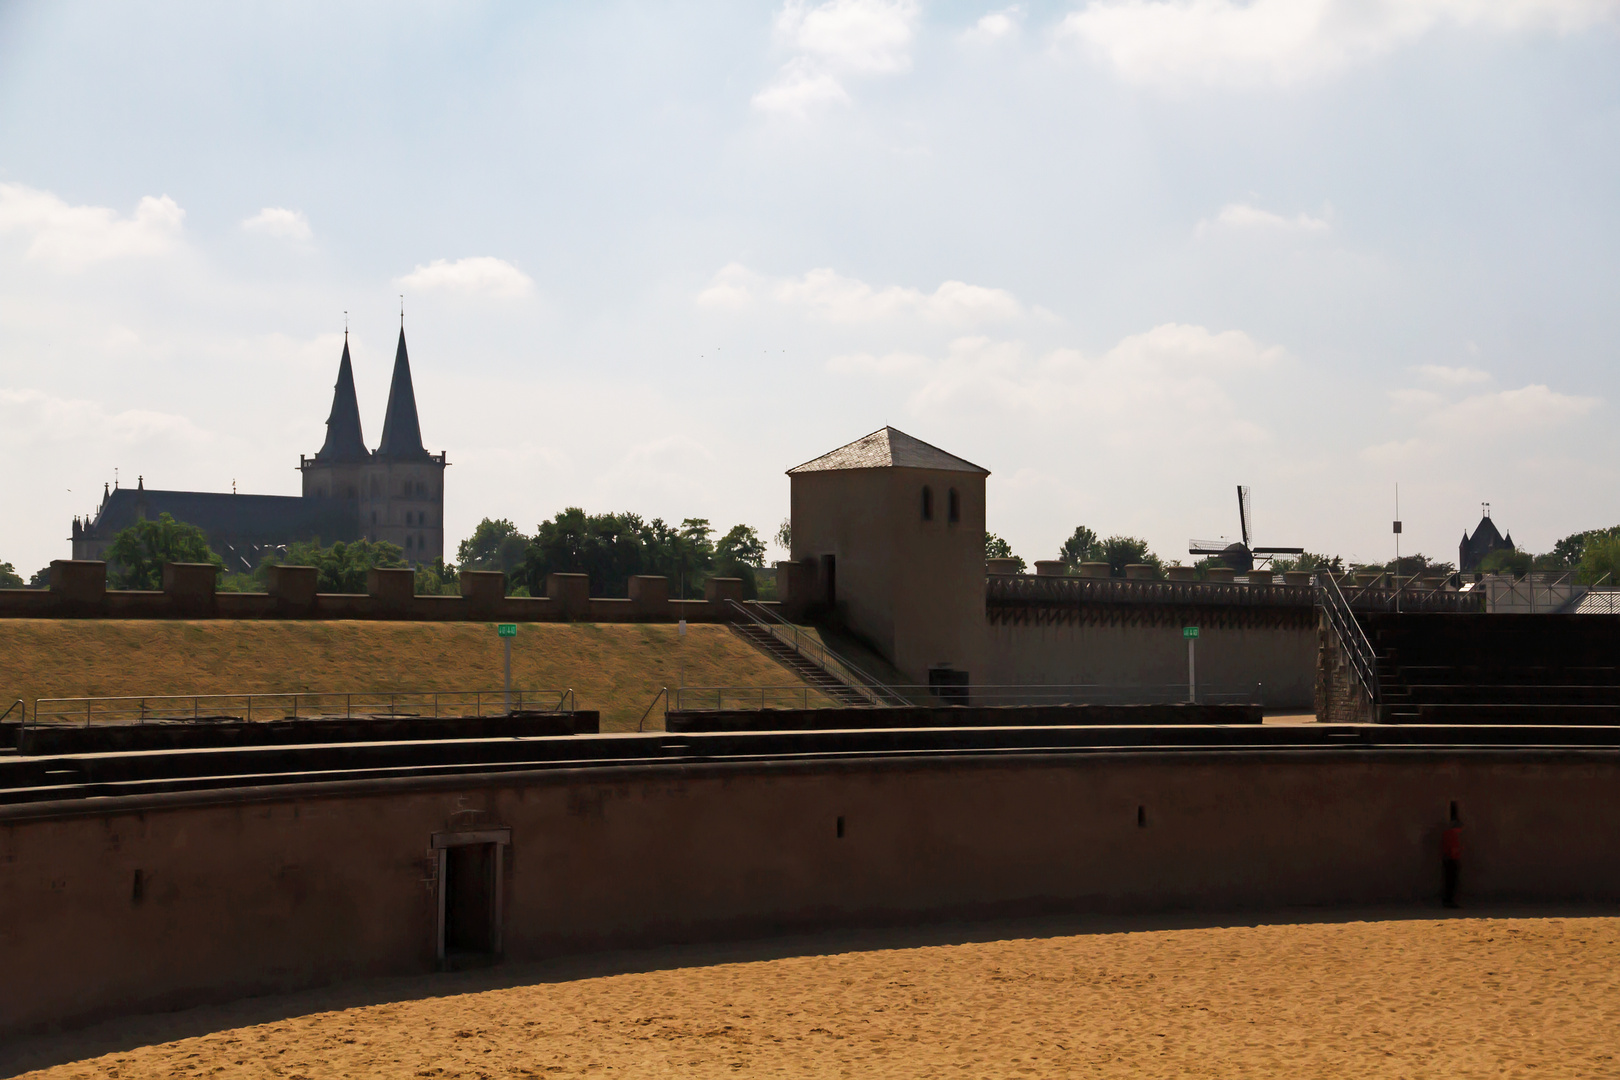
[300,326,448,565]
[364,327,448,564]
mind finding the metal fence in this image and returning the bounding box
[27,688,575,730]
[668,682,1259,711]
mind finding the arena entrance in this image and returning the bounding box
[432,828,510,968]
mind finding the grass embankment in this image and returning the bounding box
[0,620,814,732]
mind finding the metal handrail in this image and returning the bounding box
[27,688,576,730]
[1317,573,1380,712]
[669,682,1262,711]
[1,699,22,724]
[636,687,668,732]
[726,601,909,706]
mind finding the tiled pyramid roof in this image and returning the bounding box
[787,427,989,475]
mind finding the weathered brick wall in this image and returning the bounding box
[1315,612,1375,724]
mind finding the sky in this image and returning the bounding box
[1,0,1618,576]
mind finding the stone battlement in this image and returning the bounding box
[0,561,750,622]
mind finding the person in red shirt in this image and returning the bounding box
[1441,814,1464,909]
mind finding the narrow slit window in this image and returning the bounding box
[921,486,934,521]
[947,487,960,524]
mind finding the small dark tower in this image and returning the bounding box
[365,324,448,563]
[1460,504,1514,572]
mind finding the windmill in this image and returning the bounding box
[1188,486,1304,575]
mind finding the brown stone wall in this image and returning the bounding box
[1315,611,1376,724]
[4,749,1620,1038]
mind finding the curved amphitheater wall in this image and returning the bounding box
[3,749,1619,1039]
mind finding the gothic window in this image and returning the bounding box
[371,510,378,525]
[948,488,960,524]
[921,486,934,521]
[406,534,414,550]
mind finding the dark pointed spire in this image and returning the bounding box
[314,335,369,462]
[376,327,429,459]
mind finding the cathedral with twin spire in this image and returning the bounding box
[71,328,447,572]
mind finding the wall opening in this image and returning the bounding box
[928,667,970,704]
[921,486,933,521]
[821,554,837,607]
[836,816,845,839]
[1137,805,1146,828]
[443,844,495,956]
[433,828,510,968]
[947,487,960,524]
[1450,800,1460,823]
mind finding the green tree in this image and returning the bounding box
[985,532,1027,574]
[715,524,767,598]
[1579,532,1620,586]
[1098,535,1162,579]
[415,557,459,596]
[0,561,23,589]
[456,518,531,579]
[1479,548,1533,577]
[106,513,222,589]
[268,537,406,593]
[1058,526,1101,570]
[521,508,653,597]
[774,517,791,556]
[28,566,50,588]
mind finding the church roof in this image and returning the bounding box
[787,427,989,476]
[81,487,361,546]
[376,328,430,460]
[312,337,368,462]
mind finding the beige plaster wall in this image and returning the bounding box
[790,467,986,684]
[984,622,1317,708]
[4,750,1620,1039]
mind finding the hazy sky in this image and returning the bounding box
[2,0,1618,576]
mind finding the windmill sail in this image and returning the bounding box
[1237,485,1252,548]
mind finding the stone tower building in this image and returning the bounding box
[300,328,448,564]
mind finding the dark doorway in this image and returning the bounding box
[928,667,970,704]
[821,554,837,607]
[443,843,496,955]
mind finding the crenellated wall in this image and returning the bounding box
[0,561,751,623]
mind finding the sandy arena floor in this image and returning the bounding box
[17,916,1620,1079]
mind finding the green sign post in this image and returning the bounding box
[496,624,517,713]
[1183,627,1198,703]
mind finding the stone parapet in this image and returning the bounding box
[0,561,767,623]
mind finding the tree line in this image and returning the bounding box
[983,523,1620,585]
[0,509,772,598]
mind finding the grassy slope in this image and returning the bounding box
[0,621,817,732]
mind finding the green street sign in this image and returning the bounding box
[1183,626,1199,639]
[496,623,517,638]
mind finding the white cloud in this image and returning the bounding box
[0,387,211,447]
[1059,0,1620,89]
[751,59,853,116]
[829,323,1285,450]
[754,0,920,115]
[0,183,184,269]
[1200,202,1331,234]
[1415,364,1492,387]
[698,264,1027,325]
[965,7,1023,42]
[695,263,760,310]
[1364,379,1601,461]
[241,207,312,242]
[396,256,534,299]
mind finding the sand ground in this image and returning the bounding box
[11,912,1619,1079]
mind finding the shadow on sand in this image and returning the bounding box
[3,899,1612,1077]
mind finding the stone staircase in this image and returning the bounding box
[728,622,874,707]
